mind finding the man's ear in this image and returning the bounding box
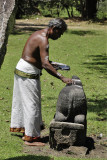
[53,27,60,34]
[49,27,54,34]
[53,26,57,31]
[49,26,58,34]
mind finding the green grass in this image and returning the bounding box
[0,23,107,160]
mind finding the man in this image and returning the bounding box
[10,18,72,146]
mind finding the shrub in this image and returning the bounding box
[97,0,107,19]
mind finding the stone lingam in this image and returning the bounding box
[49,76,87,150]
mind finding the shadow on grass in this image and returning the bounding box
[83,54,107,120]
[47,97,57,101]
[12,23,48,34]
[87,98,107,121]
[5,155,51,160]
[67,30,99,36]
[15,23,48,27]
[13,25,100,36]
[63,17,107,24]
[83,54,107,75]
[41,96,57,103]
[85,137,95,154]
[11,133,23,139]
[11,133,49,143]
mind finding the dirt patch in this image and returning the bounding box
[23,128,107,158]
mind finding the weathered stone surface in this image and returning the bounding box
[0,0,15,68]
[49,76,87,150]
[54,75,87,137]
[55,76,87,125]
[50,119,84,130]
[49,119,86,150]
[67,146,88,156]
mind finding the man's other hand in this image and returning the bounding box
[61,77,72,84]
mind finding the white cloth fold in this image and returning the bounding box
[16,58,41,75]
[10,59,42,137]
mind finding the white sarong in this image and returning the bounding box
[10,58,42,137]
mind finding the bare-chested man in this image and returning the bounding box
[10,18,72,146]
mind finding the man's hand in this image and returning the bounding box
[61,77,72,84]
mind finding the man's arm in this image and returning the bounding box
[39,39,72,84]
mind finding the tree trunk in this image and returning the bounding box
[57,4,60,17]
[0,0,16,68]
[80,0,86,18]
[86,0,97,19]
[66,7,71,18]
[71,6,73,18]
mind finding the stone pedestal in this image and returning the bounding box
[49,119,86,150]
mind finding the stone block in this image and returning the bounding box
[49,119,86,150]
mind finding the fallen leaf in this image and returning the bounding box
[50,82,54,86]
[5,120,10,122]
[6,87,10,90]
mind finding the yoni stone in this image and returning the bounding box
[49,119,86,150]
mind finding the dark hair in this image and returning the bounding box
[48,18,67,31]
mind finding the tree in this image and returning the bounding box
[60,0,98,19]
[16,0,40,19]
[15,0,104,19]
[74,0,86,18]
[97,0,107,19]
[40,0,61,17]
[60,0,74,18]
[40,0,75,18]
[0,0,16,68]
[86,0,97,18]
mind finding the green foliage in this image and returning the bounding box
[16,0,40,19]
[39,0,60,17]
[97,0,107,19]
[39,1,81,18]
[39,0,81,18]
[15,0,107,20]
[0,20,106,159]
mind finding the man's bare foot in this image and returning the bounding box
[24,141,45,146]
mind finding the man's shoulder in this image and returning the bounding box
[30,29,49,47]
[34,30,47,39]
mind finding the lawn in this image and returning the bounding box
[0,19,106,160]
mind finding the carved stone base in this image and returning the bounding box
[49,119,86,150]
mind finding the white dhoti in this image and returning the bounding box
[10,58,42,141]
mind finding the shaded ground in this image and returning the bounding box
[15,17,107,32]
[23,128,107,158]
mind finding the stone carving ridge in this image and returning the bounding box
[49,76,87,150]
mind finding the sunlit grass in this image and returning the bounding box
[0,26,106,159]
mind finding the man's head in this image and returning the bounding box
[48,18,67,32]
[48,18,67,40]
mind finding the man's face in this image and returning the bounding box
[51,28,64,40]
